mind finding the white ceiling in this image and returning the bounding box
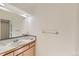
[9,3,79,15]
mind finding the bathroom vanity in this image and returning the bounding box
[0,36,36,56]
[0,7,36,56]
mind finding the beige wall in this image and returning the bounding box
[0,22,1,39]
[75,5,79,56]
[28,4,78,56]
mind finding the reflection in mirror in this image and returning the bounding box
[0,19,10,39]
[0,6,30,40]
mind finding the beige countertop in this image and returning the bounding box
[0,36,35,55]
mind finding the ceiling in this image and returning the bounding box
[9,3,78,15]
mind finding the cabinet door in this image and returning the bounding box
[23,46,35,56]
[14,45,29,56]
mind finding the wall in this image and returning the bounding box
[0,22,1,39]
[28,4,78,56]
[0,9,29,37]
[75,5,79,56]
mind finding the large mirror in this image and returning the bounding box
[0,6,30,40]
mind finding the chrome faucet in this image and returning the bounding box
[13,39,19,42]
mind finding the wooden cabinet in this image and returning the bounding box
[23,46,35,56]
[2,40,36,56]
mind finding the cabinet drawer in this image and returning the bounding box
[14,45,29,56]
[30,42,35,47]
[5,52,14,56]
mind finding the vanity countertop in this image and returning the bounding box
[0,36,36,55]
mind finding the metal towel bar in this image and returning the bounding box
[42,31,59,35]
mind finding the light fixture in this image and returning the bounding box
[0,6,10,12]
[21,13,31,18]
[21,14,27,18]
[0,3,10,12]
[0,3,5,6]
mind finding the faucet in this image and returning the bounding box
[13,39,19,42]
